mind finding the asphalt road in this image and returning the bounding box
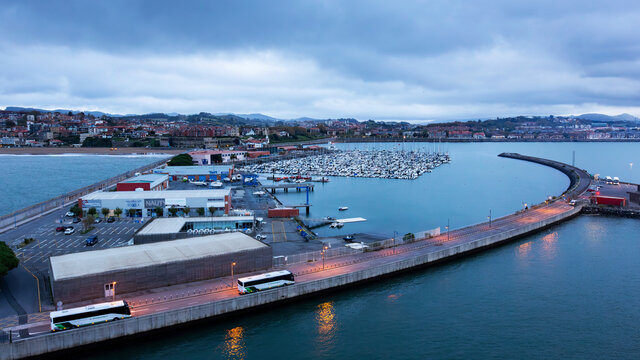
[11,200,575,339]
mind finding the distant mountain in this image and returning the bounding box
[578,113,639,122]
[291,117,322,122]
[4,106,115,118]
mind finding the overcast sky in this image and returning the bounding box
[1,1,640,121]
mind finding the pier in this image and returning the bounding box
[0,154,593,360]
[263,183,315,193]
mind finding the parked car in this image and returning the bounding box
[107,217,116,223]
[569,200,577,207]
[85,236,98,246]
[65,212,75,217]
[255,234,267,240]
[72,217,81,223]
[64,227,75,235]
[55,226,66,232]
[343,235,355,242]
[94,218,102,224]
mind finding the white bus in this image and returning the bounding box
[50,300,131,331]
[237,270,295,295]
[613,177,620,185]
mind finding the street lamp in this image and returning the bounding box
[392,230,398,254]
[322,246,328,269]
[112,281,116,301]
[231,262,236,288]
[445,218,450,241]
[488,209,492,228]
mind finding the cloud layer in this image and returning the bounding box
[1,0,640,120]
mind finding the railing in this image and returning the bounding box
[0,157,170,231]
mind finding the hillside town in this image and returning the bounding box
[1,109,640,149]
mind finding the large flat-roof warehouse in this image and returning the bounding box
[80,189,232,217]
[49,233,272,303]
[134,216,255,244]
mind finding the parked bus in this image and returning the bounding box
[605,176,613,184]
[237,270,295,294]
[50,300,131,331]
[613,177,620,185]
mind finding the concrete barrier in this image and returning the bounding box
[0,204,582,360]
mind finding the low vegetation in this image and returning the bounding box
[0,241,20,277]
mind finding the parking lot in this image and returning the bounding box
[4,214,144,274]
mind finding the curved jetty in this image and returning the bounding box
[239,150,451,179]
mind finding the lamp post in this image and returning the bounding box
[322,246,328,269]
[392,230,398,254]
[112,281,116,301]
[488,209,492,228]
[445,218,450,241]
[231,262,236,288]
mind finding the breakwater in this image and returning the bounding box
[0,153,590,359]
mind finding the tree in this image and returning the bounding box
[70,205,82,218]
[208,206,216,215]
[196,207,205,216]
[183,206,191,217]
[155,207,164,217]
[0,241,19,277]
[114,208,123,218]
[168,207,178,217]
[5,120,16,128]
[83,215,95,232]
[87,207,98,217]
[127,208,137,217]
[167,154,193,166]
[101,207,110,218]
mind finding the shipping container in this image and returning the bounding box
[268,208,299,218]
[594,195,626,207]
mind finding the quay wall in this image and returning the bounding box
[0,158,170,233]
[0,204,582,360]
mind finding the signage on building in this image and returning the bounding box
[82,199,102,208]
[165,198,187,207]
[125,199,143,208]
[144,198,165,208]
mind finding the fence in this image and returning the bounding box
[0,157,170,232]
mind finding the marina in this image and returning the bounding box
[238,149,451,180]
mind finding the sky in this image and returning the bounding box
[1,0,640,121]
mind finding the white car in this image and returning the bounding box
[64,227,75,235]
[65,212,75,217]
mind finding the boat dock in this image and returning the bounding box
[263,183,315,193]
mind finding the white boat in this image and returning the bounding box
[338,206,349,211]
[210,181,224,188]
[330,222,344,228]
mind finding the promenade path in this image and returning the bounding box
[3,200,573,338]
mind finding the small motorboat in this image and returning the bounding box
[338,206,349,211]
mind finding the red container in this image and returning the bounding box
[268,208,299,218]
[594,196,626,207]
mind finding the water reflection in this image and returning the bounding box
[315,302,337,352]
[220,326,246,360]
[517,241,532,257]
[541,232,558,258]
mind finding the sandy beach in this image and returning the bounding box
[0,147,185,155]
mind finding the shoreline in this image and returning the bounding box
[0,147,184,155]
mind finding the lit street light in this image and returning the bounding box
[488,209,492,228]
[445,218,450,241]
[112,281,116,301]
[392,230,398,254]
[322,245,328,269]
[231,262,236,288]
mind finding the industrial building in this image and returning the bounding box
[134,216,256,244]
[153,166,234,182]
[49,233,272,304]
[79,189,232,217]
[189,150,247,165]
[116,173,169,191]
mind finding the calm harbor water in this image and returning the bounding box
[0,154,170,216]
[4,142,640,359]
[89,216,640,360]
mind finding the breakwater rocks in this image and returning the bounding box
[239,150,451,180]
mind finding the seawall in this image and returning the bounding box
[0,205,582,360]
